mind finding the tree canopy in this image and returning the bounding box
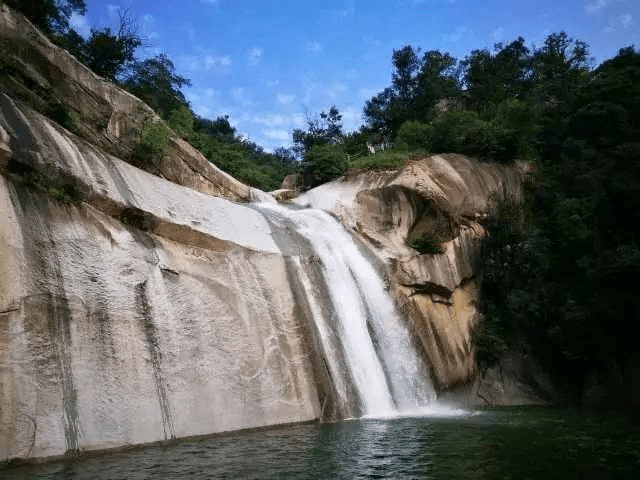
[121,54,192,118]
[5,0,86,33]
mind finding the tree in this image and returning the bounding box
[363,87,394,132]
[194,115,236,138]
[292,106,343,159]
[392,45,420,101]
[414,50,460,120]
[302,144,348,184]
[364,47,461,135]
[5,0,86,34]
[122,54,191,119]
[167,105,194,139]
[389,45,421,128]
[84,9,145,80]
[531,32,591,102]
[396,121,434,151]
[274,147,297,169]
[462,37,531,106]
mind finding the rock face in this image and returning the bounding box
[293,156,526,390]
[0,3,250,202]
[0,2,535,465]
[0,93,322,462]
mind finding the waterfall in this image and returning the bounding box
[253,202,436,418]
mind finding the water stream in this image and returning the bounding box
[253,201,435,418]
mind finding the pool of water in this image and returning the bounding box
[2,407,639,479]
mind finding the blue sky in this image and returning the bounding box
[71,1,639,152]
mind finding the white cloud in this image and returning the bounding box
[262,129,290,142]
[306,42,322,53]
[107,4,120,20]
[340,106,364,132]
[444,25,467,42]
[491,27,504,43]
[585,0,607,14]
[231,87,252,105]
[69,12,90,37]
[277,94,296,105]
[326,83,348,100]
[585,0,627,15]
[179,54,231,72]
[205,55,231,69]
[200,0,218,4]
[248,48,263,66]
[602,13,633,32]
[253,114,290,126]
[193,104,213,118]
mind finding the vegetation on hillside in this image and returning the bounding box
[4,0,297,191]
[476,47,640,402]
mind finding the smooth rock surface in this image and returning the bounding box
[0,94,320,462]
[294,155,526,389]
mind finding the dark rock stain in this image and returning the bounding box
[135,281,175,440]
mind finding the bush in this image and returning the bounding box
[490,99,540,160]
[396,121,434,151]
[133,117,172,164]
[349,149,409,170]
[48,186,80,203]
[46,103,81,133]
[302,144,348,184]
[167,105,194,140]
[408,231,444,254]
[431,110,491,154]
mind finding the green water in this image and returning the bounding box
[2,407,638,479]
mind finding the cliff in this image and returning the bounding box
[293,157,528,394]
[0,90,329,461]
[0,3,532,465]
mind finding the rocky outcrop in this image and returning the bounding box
[0,3,250,202]
[293,155,526,391]
[0,92,323,462]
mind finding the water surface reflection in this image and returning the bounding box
[2,407,638,480]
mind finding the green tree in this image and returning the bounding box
[292,106,343,159]
[167,105,194,139]
[5,0,86,34]
[122,54,191,119]
[414,50,460,120]
[302,144,348,184]
[462,37,531,106]
[396,121,434,151]
[363,87,395,133]
[83,9,144,80]
[392,45,421,101]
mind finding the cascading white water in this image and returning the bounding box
[254,202,436,418]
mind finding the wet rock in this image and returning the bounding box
[294,154,526,389]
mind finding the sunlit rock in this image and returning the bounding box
[0,94,321,462]
[0,3,250,202]
[294,154,526,389]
